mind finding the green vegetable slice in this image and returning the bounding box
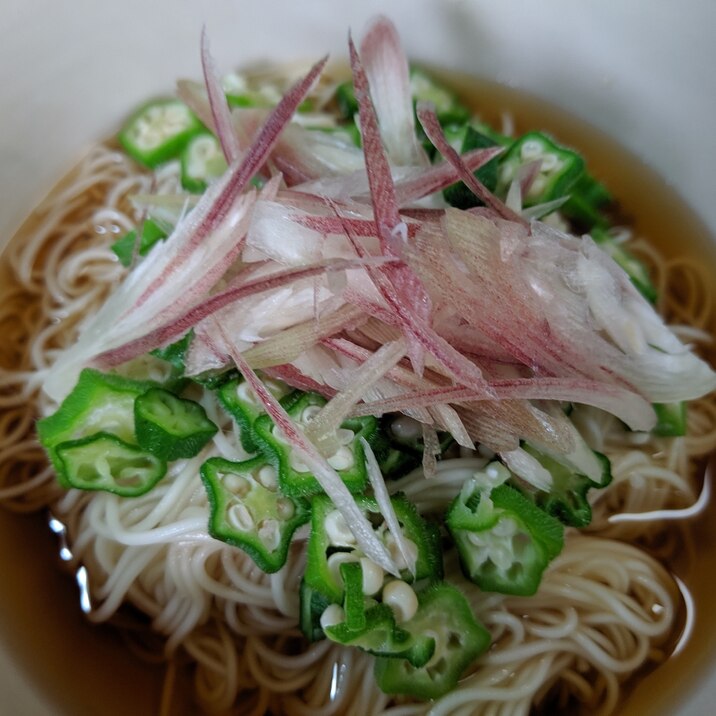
[134,387,217,461]
[373,582,490,700]
[497,130,585,206]
[520,442,612,528]
[562,174,613,230]
[324,601,435,668]
[447,467,564,596]
[150,330,194,378]
[335,81,359,119]
[252,391,379,497]
[200,456,310,573]
[217,376,294,454]
[180,133,228,193]
[591,228,658,303]
[111,218,168,267]
[409,68,470,126]
[118,99,204,168]
[37,368,155,476]
[56,432,167,497]
[305,493,442,604]
[299,579,332,642]
[371,415,452,480]
[653,401,687,437]
[443,125,501,209]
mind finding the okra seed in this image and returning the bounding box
[165,105,187,123]
[325,510,357,547]
[493,517,518,538]
[319,604,345,630]
[499,163,514,184]
[467,531,487,547]
[327,551,358,586]
[336,427,355,445]
[257,519,281,551]
[236,381,259,406]
[276,498,295,520]
[264,378,287,398]
[360,558,384,596]
[485,462,509,484]
[256,465,278,491]
[540,152,560,172]
[520,139,544,161]
[492,545,514,570]
[386,534,418,572]
[529,175,547,197]
[192,137,215,160]
[223,473,251,497]
[227,503,254,532]
[327,446,354,471]
[382,580,418,623]
[390,416,421,442]
[300,405,322,424]
[289,451,310,473]
[144,129,165,148]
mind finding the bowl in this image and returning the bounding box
[1,1,714,714]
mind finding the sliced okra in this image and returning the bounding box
[200,456,310,573]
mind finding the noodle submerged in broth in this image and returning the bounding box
[2,17,716,716]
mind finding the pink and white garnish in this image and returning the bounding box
[44,15,716,549]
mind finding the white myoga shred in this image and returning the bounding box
[2,20,716,716]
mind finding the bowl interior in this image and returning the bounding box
[1,1,715,714]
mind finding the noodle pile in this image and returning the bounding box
[1,133,716,714]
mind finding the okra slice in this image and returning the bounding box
[519,442,612,528]
[180,133,228,193]
[299,579,332,642]
[318,564,436,668]
[371,415,453,480]
[443,125,501,209]
[562,173,613,230]
[324,600,435,668]
[373,582,491,700]
[340,561,368,631]
[134,387,217,461]
[497,131,585,206]
[334,80,359,119]
[409,68,470,126]
[217,375,294,454]
[111,218,169,267]
[150,330,194,378]
[56,432,167,497]
[591,228,658,303]
[225,91,274,109]
[252,392,378,497]
[304,493,442,604]
[653,402,687,437]
[225,79,312,112]
[447,467,564,596]
[119,99,204,168]
[37,369,155,475]
[200,456,310,573]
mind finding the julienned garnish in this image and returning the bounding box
[2,14,715,715]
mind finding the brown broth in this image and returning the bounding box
[1,71,715,715]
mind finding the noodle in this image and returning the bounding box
[1,96,716,715]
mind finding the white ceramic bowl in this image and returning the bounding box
[1,1,714,713]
